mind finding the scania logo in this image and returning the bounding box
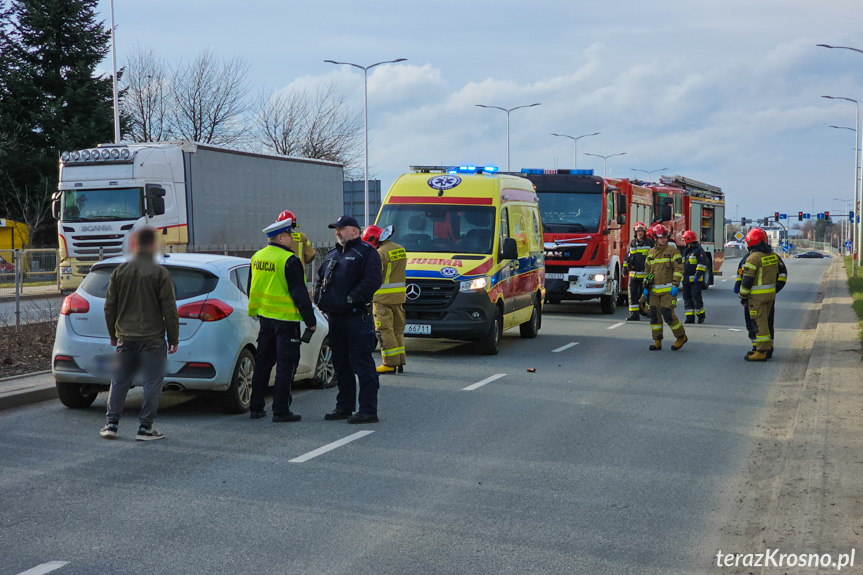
[405,284,422,300]
[80,224,113,232]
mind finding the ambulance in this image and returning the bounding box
[375,166,545,355]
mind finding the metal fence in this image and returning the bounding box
[0,248,62,327]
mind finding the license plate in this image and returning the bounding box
[546,273,566,280]
[405,324,431,335]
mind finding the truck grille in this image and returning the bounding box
[544,245,586,261]
[404,279,458,308]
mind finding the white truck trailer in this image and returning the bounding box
[54,142,343,289]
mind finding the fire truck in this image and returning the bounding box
[648,175,725,288]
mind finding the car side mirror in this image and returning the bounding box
[51,196,60,220]
[661,205,672,221]
[501,237,518,260]
[617,214,626,226]
[618,194,626,214]
[146,185,166,217]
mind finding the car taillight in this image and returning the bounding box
[177,299,233,322]
[60,293,90,315]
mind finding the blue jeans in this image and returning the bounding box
[106,339,167,428]
[329,313,379,415]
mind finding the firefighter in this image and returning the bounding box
[623,222,654,321]
[738,228,787,361]
[643,224,687,351]
[681,230,708,324]
[734,246,772,355]
[277,210,316,266]
[362,225,407,374]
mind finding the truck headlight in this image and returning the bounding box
[460,277,488,292]
[589,273,606,282]
[60,266,72,274]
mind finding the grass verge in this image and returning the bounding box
[843,256,863,343]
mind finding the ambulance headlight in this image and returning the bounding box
[460,277,488,292]
[589,273,606,282]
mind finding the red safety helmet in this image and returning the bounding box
[682,230,698,244]
[634,221,648,232]
[278,210,296,228]
[745,227,768,248]
[362,225,383,247]
[651,224,669,239]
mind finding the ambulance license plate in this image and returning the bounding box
[546,273,566,280]
[405,324,431,335]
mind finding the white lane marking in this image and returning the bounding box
[551,342,580,353]
[607,322,626,330]
[721,279,728,282]
[289,431,375,463]
[463,373,507,391]
[728,328,747,332]
[16,562,69,575]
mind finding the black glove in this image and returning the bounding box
[740,298,748,307]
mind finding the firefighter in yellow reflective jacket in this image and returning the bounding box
[277,210,316,266]
[623,221,654,321]
[643,224,687,351]
[362,225,407,374]
[739,228,787,361]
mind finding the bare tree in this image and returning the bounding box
[121,44,171,142]
[255,81,362,176]
[171,50,250,145]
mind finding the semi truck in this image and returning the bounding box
[53,142,343,290]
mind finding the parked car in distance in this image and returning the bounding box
[794,251,830,259]
[0,253,14,273]
[724,241,745,249]
[52,253,334,413]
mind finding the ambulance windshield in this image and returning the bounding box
[537,191,602,233]
[377,205,496,254]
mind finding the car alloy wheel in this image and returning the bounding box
[237,354,254,405]
[315,338,336,388]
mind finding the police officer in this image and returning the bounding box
[643,224,687,351]
[247,216,317,422]
[277,210,316,266]
[623,221,653,321]
[362,224,408,374]
[681,230,709,324]
[315,216,383,424]
[738,228,787,361]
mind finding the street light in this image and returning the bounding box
[110,0,120,143]
[476,103,541,171]
[550,132,600,169]
[823,94,860,273]
[818,44,863,268]
[584,152,627,178]
[324,58,407,226]
[630,167,669,183]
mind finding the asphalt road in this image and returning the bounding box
[0,258,828,575]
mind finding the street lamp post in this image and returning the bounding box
[823,93,860,273]
[630,167,669,183]
[834,198,850,254]
[110,0,120,143]
[550,132,600,169]
[818,44,863,269]
[584,152,627,178]
[476,103,541,171]
[324,58,407,226]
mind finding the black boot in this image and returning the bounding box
[697,314,706,324]
[626,313,640,321]
[684,316,695,324]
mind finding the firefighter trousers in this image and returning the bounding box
[628,277,645,315]
[373,302,406,367]
[748,298,775,351]
[744,299,774,344]
[682,280,704,319]
[648,292,685,340]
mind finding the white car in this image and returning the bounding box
[724,241,745,249]
[52,253,334,413]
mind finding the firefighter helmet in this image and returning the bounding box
[278,210,296,228]
[634,221,648,232]
[650,224,669,239]
[362,225,383,247]
[745,227,768,248]
[682,230,698,244]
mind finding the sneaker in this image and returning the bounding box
[100,422,118,439]
[136,427,165,441]
[272,411,302,423]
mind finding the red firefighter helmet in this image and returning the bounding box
[362,225,383,247]
[278,210,296,228]
[634,221,648,232]
[682,230,698,244]
[745,227,768,248]
[650,224,669,239]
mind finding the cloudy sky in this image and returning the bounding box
[98,0,863,221]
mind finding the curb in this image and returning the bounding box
[0,371,56,412]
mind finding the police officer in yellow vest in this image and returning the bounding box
[247,214,317,422]
[739,227,787,362]
[277,210,316,266]
[362,225,407,374]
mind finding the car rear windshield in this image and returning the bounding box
[81,265,219,301]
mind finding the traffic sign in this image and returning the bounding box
[779,213,787,220]
[846,241,853,249]
[734,231,744,241]
[804,213,811,219]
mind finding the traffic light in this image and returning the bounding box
[798,211,803,222]
[741,217,747,226]
[825,211,830,222]
[774,212,780,222]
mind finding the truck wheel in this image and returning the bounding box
[56,381,98,409]
[599,278,618,314]
[520,301,541,338]
[478,307,503,355]
[702,260,713,290]
[221,349,254,414]
[314,337,336,389]
[546,297,561,305]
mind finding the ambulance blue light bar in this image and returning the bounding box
[521,168,594,175]
[447,165,499,174]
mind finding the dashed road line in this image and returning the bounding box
[462,373,507,391]
[728,328,747,332]
[289,431,375,463]
[607,322,626,330]
[16,562,69,575]
[551,342,580,353]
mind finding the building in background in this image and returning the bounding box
[343,180,382,221]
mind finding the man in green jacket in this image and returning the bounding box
[101,226,179,441]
